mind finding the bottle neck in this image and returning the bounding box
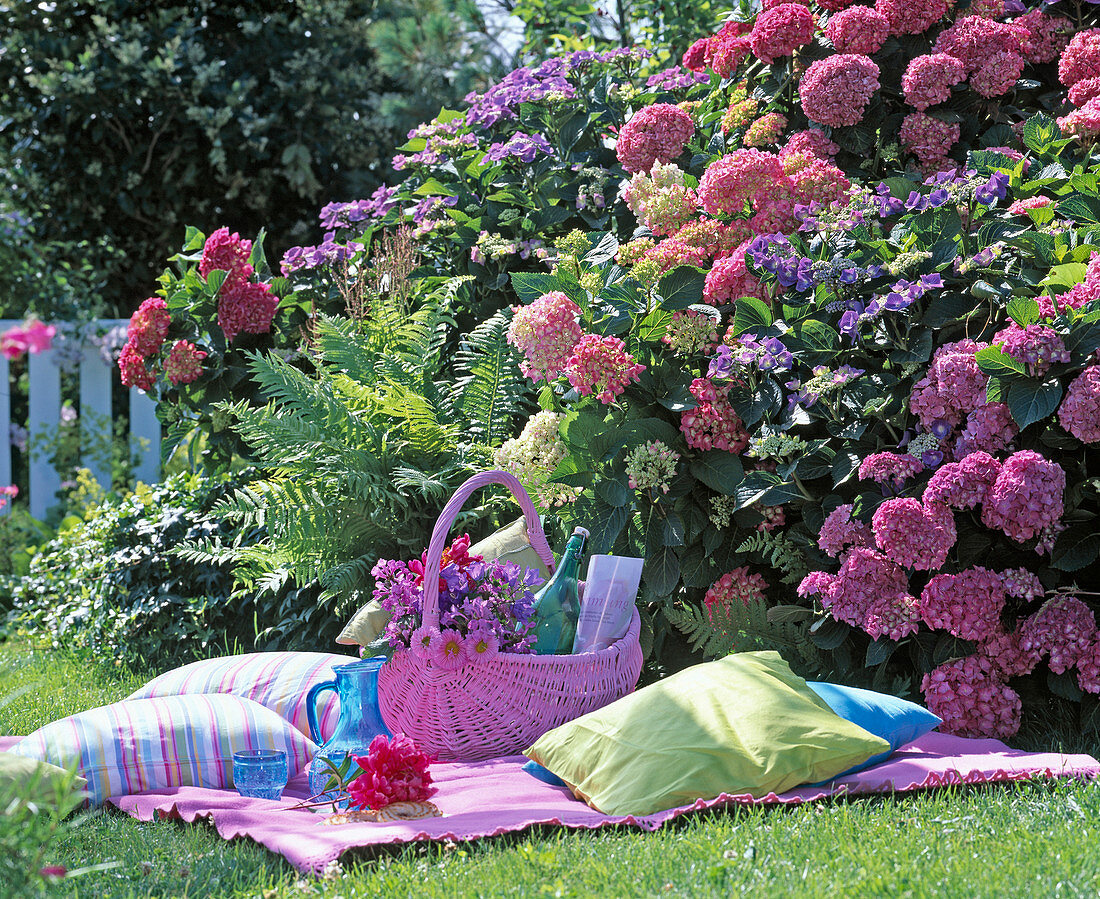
[557,534,586,574]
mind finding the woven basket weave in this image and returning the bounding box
[377,470,644,761]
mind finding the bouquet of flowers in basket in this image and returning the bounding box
[372,534,545,666]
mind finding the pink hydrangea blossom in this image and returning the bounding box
[1058,98,1100,141]
[118,343,156,391]
[1058,365,1100,443]
[704,567,768,619]
[783,152,852,210]
[979,627,1041,678]
[615,103,696,174]
[780,129,839,160]
[954,402,1018,458]
[1000,567,1045,603]
[1069,75,1100,108]
[933,16,1028,76]
[217,281,279,343]
[798,55,880,128]
[704,242,770,306]
[200,227,254,291]
[923,451,1001,509]
[682,37,710,71]
[1014,9,1071,65]
[679,377,749,452]
[862,592,921,641]
[621,161,699,237]
[970,49,1026,98]
[921,655,1021,739]
[875,0,949,35]
[1076,639,1100,694]
[127,297,171,356]
[899,111,961,164]
[646,220,751,272]
[1019,595,1097,674]
[980,450,1065,544]
[1008,196,1054,215]
[825,6,889,54]
[564,335,645,404]
[507,291,583,382]
[662,309,719,355]
[817,503,872,557]
[872,498,956,571]
[1060,28,1100,89]
[909,339,989,430]
[704,20,754,77]
[803,546,911,629]
[164,340,207,386]
[697,149,788,217]
[749,3,816,64]
[743,112,788,148]
[920,566,1005,641]
[902,54,967,111]
[859,452,923,490]
[2,319,56,358]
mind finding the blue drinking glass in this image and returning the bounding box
[232,749,289,800]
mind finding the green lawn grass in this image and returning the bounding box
[4,640,1100,898]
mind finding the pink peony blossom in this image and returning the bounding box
[1060,28,1100,89]
[920,566,1005,641]
[859,452,923,490]
[1058,365,1100,443]
[872,498,956,571]
[1019,595,1097,674]
[217,281,279,343]
[921,655,1021,739]
[679,377,749,452]
[200,227,254,292]
[563,335,645,404]
[507,291,583,382]
[817,503,872,557]
[615,103,696,174]
[164,340,207,386]
[826,6,889,54]
[798,55,880,128]
[980,450,1065,544]
[749,3,816,64]
[348,733,436,810]
[875,0,949,35]
[902,54,967,111]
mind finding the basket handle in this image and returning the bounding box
[421,470,555,628]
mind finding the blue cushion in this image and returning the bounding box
[522,759,568,788]
[806,681,941,777]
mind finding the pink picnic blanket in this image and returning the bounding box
[3,734,1097,874]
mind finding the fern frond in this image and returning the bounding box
[454,309,532,444]
[736,531,812,586]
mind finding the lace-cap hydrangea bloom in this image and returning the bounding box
[1060,28,1100,89]
[798,55,880,128]
[680,377,749,452]
[920,566,1005,641]
[921,655,1021,739]
[980,450,1066,544]
[1019,595,1097,674]
[624,440,680,494]
[1058,365,1100,443]
[872,498,956,571]
[825,6,889,54]
[348,733,436,811]
[923,451,1001,509]
[954,402,1018,458]
[859,452,923,490]
[564,334,645,404]
[750,3,815,63]
[507,291,583,382]
[817,503,872,557]
[615,103,695,174]
[199,227,254,291]
[875,0,948,35]
[127,297,171,356]
[164,340,207,386]
[902,54,967,111]
[217,281,280,343]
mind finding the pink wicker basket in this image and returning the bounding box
[377,470,644,761]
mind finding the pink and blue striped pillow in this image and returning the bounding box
[10,694,317,805]
[127,651,358,742]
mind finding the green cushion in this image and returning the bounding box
[0,751,86,810]
[525,651,891,816]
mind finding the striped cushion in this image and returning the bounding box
[10,694,317,805]
[127,651,358,742]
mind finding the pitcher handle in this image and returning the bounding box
[306,680,337,745]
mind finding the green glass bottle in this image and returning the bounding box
[530,527,588,655]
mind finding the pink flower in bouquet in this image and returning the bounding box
[921,655,1021,739]
[749,4,815,64]
[920,566,1005,641]
[679,377,749,452]
[118,343,156,391]
[1015,9,1071,66]
[507,290,583,382]
[859,452,923,490]
[200,227,254,291]
[164,340,207,386]
[615,103,695,174]
[127,297,171,356]
[980,450,1065,544]
[1060,28,1100,89]
[825,6,889,55]
[798,55,880,128]
[902,54,967,111]
[816,503,872,557]
[466,625,500,662]
[954,403,1018,458]
[1019,595,1096,674]
[923,451,1001,509]
[217,281,279,343]
[875,0,949,35]
[410,625,436,657]
[348,734,436,810]
[429,628,469,670]
[564,334,645,404]
[704,242,769,306]
[872,498,956,571]
[1058,365,1100,443]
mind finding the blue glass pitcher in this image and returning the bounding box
[306,656,392,802]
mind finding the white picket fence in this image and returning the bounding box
[1,319,161,520]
